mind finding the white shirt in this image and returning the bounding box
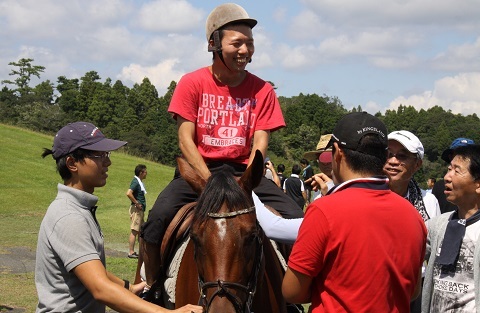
[421,189,441,219]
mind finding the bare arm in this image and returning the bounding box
[177,116,210,181]
[247,130,269,167]
[126,189,142,210]
[74,260,203,313]
[282,267,313,304]
[265,161,281,187]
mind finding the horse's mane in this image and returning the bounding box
[193,169,252,224]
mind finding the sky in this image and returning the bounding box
[1,0,479,116]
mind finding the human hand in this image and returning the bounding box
[172,304,203,312]
[130,281,146,295]
[308,173,332,196]
[265,160,274,170]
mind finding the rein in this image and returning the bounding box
[197,206,264,313]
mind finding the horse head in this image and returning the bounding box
[177,150,264,313]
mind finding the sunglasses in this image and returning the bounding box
[387,150,416,162]
[87,151,111,160]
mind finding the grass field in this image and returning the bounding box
[0,123,310,312]
[0,123,175,311]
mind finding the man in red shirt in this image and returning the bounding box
[140,3,303,300]
[283,112,427,312]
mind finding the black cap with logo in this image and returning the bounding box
[327,112,388,154]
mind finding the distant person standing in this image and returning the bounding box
[284,164,307,209]
[277,163,287,189]
[300,158,314,204]
[126,164,147,259]
[426,177,436,194]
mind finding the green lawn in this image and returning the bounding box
[0,123,310,312]
[0,123,175,311]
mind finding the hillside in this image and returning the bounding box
[0,123,176,251]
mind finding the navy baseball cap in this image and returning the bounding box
[441,137,475,163]
[52,122,127,159]
[327,112,388,154]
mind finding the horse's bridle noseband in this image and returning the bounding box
[197,206,264,313]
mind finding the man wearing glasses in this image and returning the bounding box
[383,130,441,313]
[383,130,440,222]
[36,122,202,313]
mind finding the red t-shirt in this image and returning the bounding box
[168,67,285,164]
[288,178,427,313]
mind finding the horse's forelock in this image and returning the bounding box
[193,170,251,224]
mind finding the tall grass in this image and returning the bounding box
[0,123,175,311]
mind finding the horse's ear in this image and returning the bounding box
[177,156,207,195]
[239,150,264,193]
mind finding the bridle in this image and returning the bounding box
[196,206,264,313]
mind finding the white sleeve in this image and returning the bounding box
[423,191,441,219]
[252,191,302,244]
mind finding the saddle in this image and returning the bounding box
[160,202,196,271]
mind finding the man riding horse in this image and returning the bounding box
[139,3,304,300]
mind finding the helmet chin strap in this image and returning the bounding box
[209,30,232,72]
[217,51,232,72]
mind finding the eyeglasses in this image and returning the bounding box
[387,150,416,162]
[87,151,111,160]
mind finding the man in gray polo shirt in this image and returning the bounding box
[36,122,202,313]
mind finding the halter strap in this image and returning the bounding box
[197,208,263,312]
[207,206,255,218]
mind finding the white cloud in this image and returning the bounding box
[0,0,65,37]
[287,10,327,40]
[136,0,204,33]
[118,59,185,95]
[369,55,420,70]
[432,37,480,72]
[388,72,480,115]
[277,44,318,69]
[300,0,480,29]
[83,26,139,61]
[363,101,384,114]
[272,7,287,23]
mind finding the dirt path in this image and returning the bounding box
[0,246,126,313]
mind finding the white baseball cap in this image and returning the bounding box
[388,130,424,159]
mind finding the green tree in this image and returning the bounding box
[33,80,55,104]
[76,71,102,120]
[87,78,116,128]
[56,76,80,121]
[1,58,45,97]
[0,86,18,123]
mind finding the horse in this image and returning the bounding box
[170,150,288,312]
